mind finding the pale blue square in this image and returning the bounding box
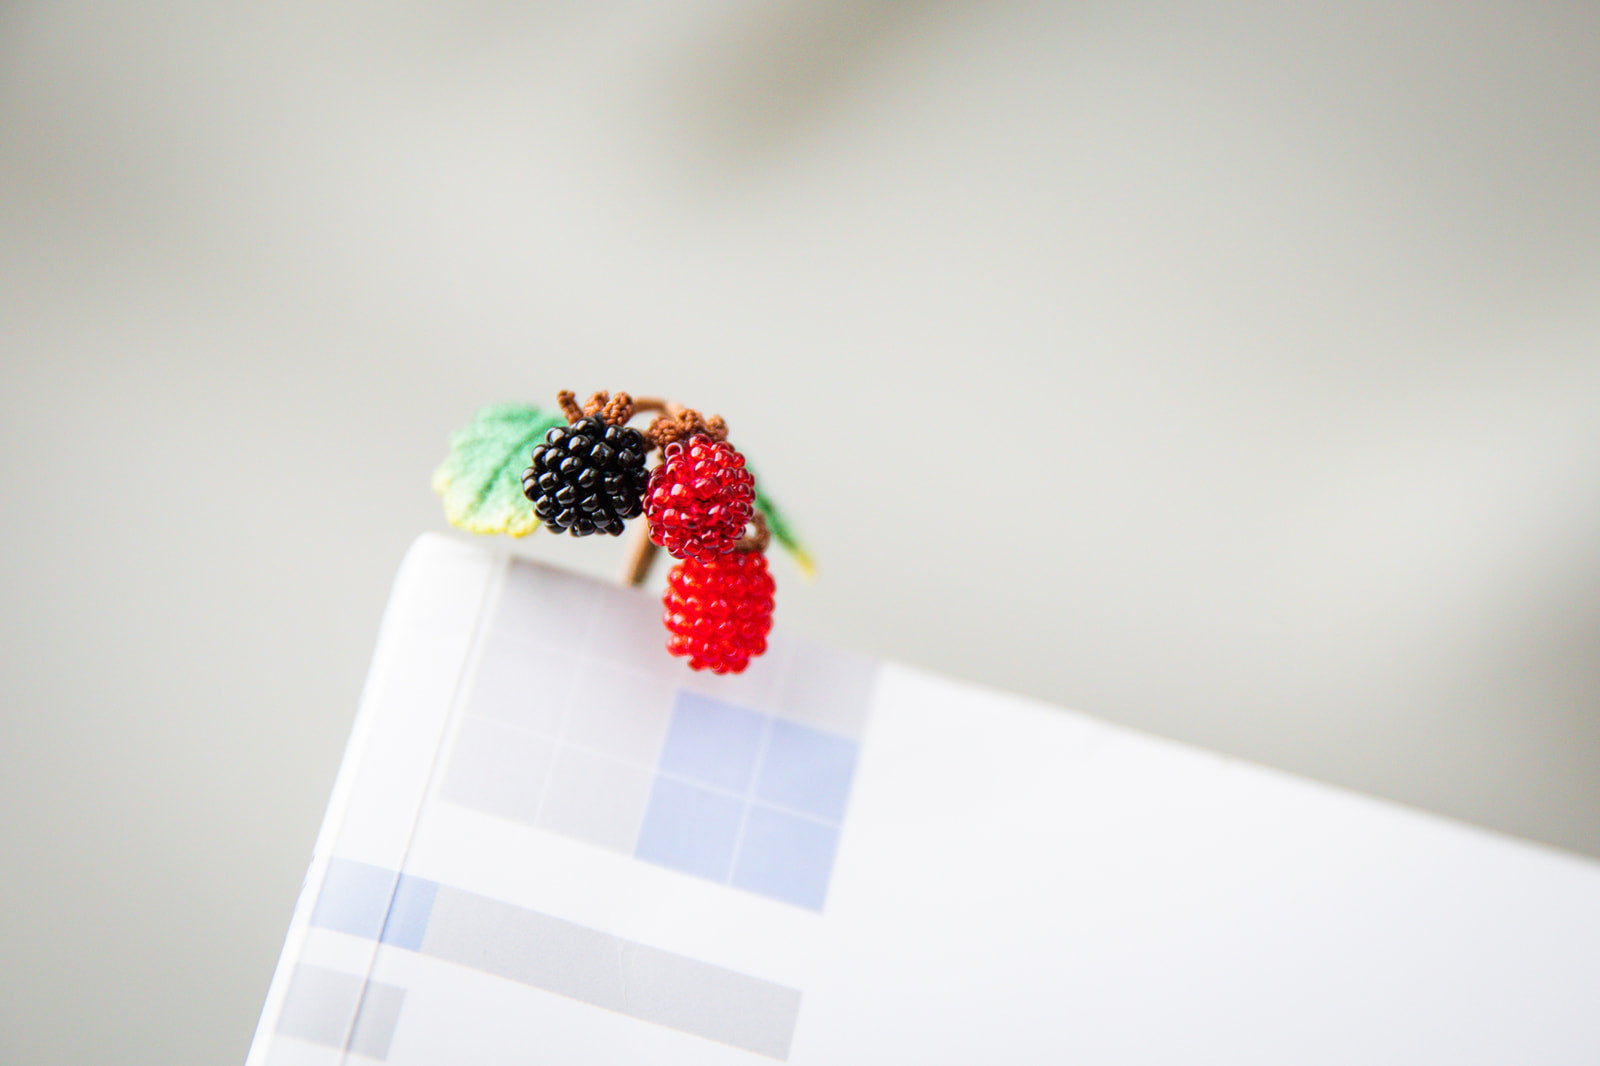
[658,692,767,793]
[753,720,858,824]
[311,859,395,941]
[378,873,438,952]
[730,806,841,911]
[634,777,745,882]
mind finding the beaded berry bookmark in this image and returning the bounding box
[433,391,808,674]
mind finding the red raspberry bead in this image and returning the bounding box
[662,551,775,674]
[645,434,756,562]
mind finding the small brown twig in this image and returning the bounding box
[629,396,677,417]
[557,390,729,448]
[555,389,584,423]
[556,389,636,427]
[643,408,729,450]
[734,511,770,553]
[621,524,660,587]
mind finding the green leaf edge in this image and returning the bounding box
[432,404,567,537]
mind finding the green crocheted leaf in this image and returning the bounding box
[753,484,814,577]
[433,404,567,537]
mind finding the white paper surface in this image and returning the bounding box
[248,533,1600,1064]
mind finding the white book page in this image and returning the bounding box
[249,533,1600,1065]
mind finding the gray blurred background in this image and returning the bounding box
[3,2,1598,1062]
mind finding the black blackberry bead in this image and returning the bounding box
[520,416,649,537]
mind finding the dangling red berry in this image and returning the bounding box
[662,550,775,674]
[645,434,755,562]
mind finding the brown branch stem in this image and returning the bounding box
[621,524,660,587]
[735,511,770,553]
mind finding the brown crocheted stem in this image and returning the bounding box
[556,389,636,427]
[621,525,660,587]
[643,408,729,449]
[555,390,583,422]
[629,396,676,417]
[556,391,730,447]
[734,511,770,553]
